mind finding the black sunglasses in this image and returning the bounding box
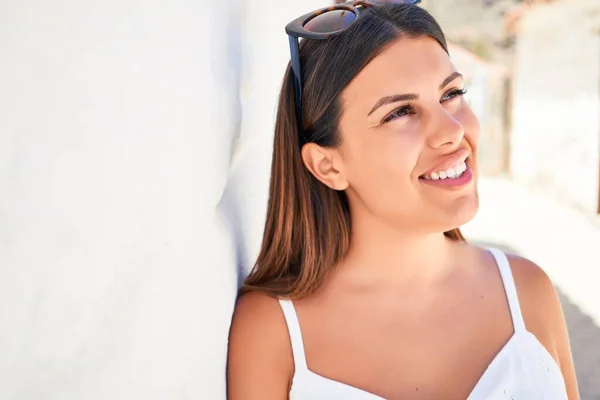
[285,0,422,123]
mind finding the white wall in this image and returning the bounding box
[0,0,324,398]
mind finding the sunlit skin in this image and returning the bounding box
[227,36,579,400]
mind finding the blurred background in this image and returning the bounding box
[0,0,598,398]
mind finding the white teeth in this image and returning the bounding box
[422,161,468,181]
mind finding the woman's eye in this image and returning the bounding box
[442,88,468,102]
[382,104,415,124]
[379,90,467,125]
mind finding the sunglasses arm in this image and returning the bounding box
[288,35,304,109]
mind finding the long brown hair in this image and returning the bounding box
[243,5,464,299]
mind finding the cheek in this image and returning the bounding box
[458,105,481,146]
[344,128,421,185]
[382,131,422,178]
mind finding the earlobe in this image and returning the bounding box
[301,143,349,191]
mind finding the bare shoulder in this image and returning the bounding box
[230,290,290,341]
[505,253,580,398]
[465,246,560,325]
[227,290,293,400]
[506,254,557,304]
[505,253,560,336]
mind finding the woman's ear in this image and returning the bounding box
[301,143,349,191]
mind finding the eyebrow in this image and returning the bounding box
[367,71,464,116]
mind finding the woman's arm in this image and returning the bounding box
[509,254,580,400]
[227,291,293,400]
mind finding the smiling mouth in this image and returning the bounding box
[419,158,471,181]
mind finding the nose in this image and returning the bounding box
[425,106,465,149]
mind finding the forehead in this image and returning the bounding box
[342,36,455,108]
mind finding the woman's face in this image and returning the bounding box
[333,36,480,233]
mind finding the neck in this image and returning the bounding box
[338,211,459,286]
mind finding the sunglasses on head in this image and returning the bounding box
[285,0,422,123]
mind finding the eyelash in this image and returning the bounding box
[381,88,468,124]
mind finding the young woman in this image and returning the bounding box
[227,1,579,399]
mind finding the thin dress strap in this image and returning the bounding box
[488,248,526,333]
[278,299,308,370]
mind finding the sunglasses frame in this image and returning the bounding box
[284,0,421,124]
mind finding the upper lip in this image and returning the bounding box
[420,148,469,177]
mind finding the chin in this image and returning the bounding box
[459,191,480,221]
[438,190,480,232]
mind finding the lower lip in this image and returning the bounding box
[419,167,473,189]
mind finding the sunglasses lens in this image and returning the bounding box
[304,10,357,33]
